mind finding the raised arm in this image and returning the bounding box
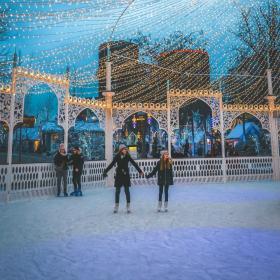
[146,161,160,178]
[103,155,118,175]
[129,156,143,174]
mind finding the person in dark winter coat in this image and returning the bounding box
[103,144,144,213]
[54,143,69,197]
[69,147,84,196]
[146,150,173,212]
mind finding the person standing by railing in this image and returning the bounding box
[69,146,84,196]
[146,150,174,212]
[103,144,144,214]
[54,143,69,197]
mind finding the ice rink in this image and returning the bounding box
[1,181,280,280]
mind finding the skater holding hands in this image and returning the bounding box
[103,144,144,214]
[146,150,174,212]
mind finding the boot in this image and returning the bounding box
[113,203,119,214]
[157,201,162,212]
[126,203,131,214]
[164,201,168,212]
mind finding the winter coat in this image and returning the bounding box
[147,160,174,186]
[103,153,142,188]
[69,154,84,174]
[54,152,69,171]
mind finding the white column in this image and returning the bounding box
[266,95,279,180]
[219,95,227,183]
[103,61,115,186]
[166,81,172,157]
[167,92,172,157]
[6,68,17,201]
[64,81,69,151]
[266,69,279,180]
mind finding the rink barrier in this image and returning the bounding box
[0,156,277,202]
[0,161,107,202]
[225,157,273,181]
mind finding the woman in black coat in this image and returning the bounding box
[146,150,173,212]
[103,144,144,214]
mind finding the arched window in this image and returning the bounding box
[113,111,168,159]
[12,84,64,163]
[68,108,105,161]
[225,113,271,157]
[173,98,220,158]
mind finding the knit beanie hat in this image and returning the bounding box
[119,144,127,152]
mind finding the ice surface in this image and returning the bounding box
[1,181,280,280]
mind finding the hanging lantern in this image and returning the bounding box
[132,115,137,129]
[147,113,152,125]
[125,128,128,138]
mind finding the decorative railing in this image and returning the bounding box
[173,158,224,182]
[0,156,277,202]
[226,157,273,181]
[0,165,8,201]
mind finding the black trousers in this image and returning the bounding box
[73,171,82,191]
[56,170,67,194]
[159,185,169,202]
[115,185,130,204]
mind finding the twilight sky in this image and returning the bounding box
[1,0,263,96]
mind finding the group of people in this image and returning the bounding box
[54,143,174,214]
[54,143,84,197]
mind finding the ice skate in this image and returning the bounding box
[64,192,68,197]
[77,190,83,196]
[164,201,168,212]
[157,201,162,212]
[113,203,119,214]
[126,203,131,214]
[70,191,77,196]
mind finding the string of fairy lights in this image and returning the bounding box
[0,0,279,105]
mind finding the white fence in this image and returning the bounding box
[0,156,276,202]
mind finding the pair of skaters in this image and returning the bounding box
[103,144,173,213]
[54,144,84,197]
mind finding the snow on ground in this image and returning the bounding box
[1,181,280,280]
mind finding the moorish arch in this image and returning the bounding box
[68,108,105,160]
[112,108,168,132]
[113,111,168,158]
[14,78,67,129]
[12,84,65,163]
[68,104,105,130]
[223,111,270,132]
[224,112,271,157]
[171,98,221,157]
[170,95,221,132]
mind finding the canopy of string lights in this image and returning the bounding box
[0,0,279,104]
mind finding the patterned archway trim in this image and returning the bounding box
[14,67,68,87]
[223,111,270,132]
[170,95,221,131]
[0,93,11,126]
[68,104,105,130]
[13,76,67,128]
[0,84,11,94]
[112,108,168,132]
